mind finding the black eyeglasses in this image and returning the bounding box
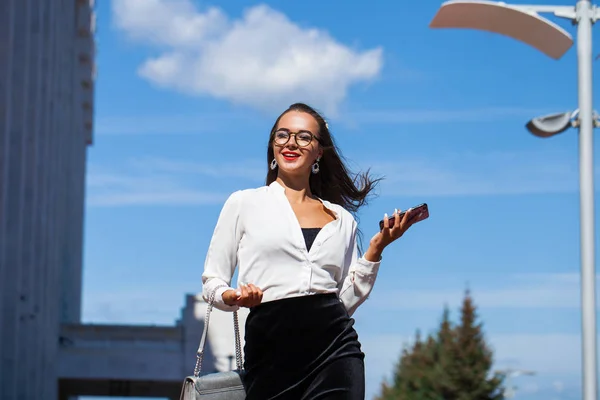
[272,129,319,147]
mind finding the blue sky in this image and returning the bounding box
[81,0,600,399]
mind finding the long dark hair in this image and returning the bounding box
[266,103,382,216]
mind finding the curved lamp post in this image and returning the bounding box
[430,2,599,400]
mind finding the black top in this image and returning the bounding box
[301,228,322,252]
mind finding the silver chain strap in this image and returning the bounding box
[193,285,244,377]
[233,310,243,370]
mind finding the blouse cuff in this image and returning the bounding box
[212,286,240,312]
[354,256,381,275]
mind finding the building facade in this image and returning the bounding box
[57,294,250,399]
[0,0,96,398]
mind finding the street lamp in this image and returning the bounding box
[430,1,599,400]
[526,111,577,137]
[526,109,600,137]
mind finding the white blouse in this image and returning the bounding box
[201,181,381,316]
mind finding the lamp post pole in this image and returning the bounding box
[430,1,599,399]
[576,3,598,400]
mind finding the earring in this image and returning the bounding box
[270,159,278,170]
[311,158,321,174]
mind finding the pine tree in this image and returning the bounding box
[375,291,505,400]
[375,330,432,400]
[432,306,458,399]
[448,290,504,400]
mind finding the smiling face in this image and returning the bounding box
[271,111,323,179]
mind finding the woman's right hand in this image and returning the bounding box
[222,283,263,308]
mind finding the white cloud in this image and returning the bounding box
[350,106,554,125]
[372,148,581,197]
[95,114,243,135]
[553,380,565,392]
[82,271,586,319]
[88,190,226,207]
[127,156,264,181]
[95,106,547,136]
[522,382,540,394]
[370,273,590,310]
[111,0,228,47]
[82,288,186,324]
[85,144,589,208]
[111,0,383,114]
[85,157,265,207]
[87,166,223,207]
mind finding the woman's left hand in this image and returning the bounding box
[364,208,419,261]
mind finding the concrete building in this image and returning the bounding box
[0,0,96,399]
[57,295,250,399]
[0,2,244,399]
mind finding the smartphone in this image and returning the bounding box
[379,203,429,231]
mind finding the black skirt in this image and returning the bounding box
[242,293,365,400]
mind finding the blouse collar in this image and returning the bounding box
[268,181,339,219]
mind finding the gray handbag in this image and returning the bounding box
[180,286,246,400]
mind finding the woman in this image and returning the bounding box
[202,103,417,399]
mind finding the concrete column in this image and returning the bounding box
[30,1,47,395]
[16,0,35,399]
[40,1,52,394]
[36,2,52,398]
[0,0,13,393]
[44,0,60,396]
[1,0,27,397]
[45,0,62,396]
